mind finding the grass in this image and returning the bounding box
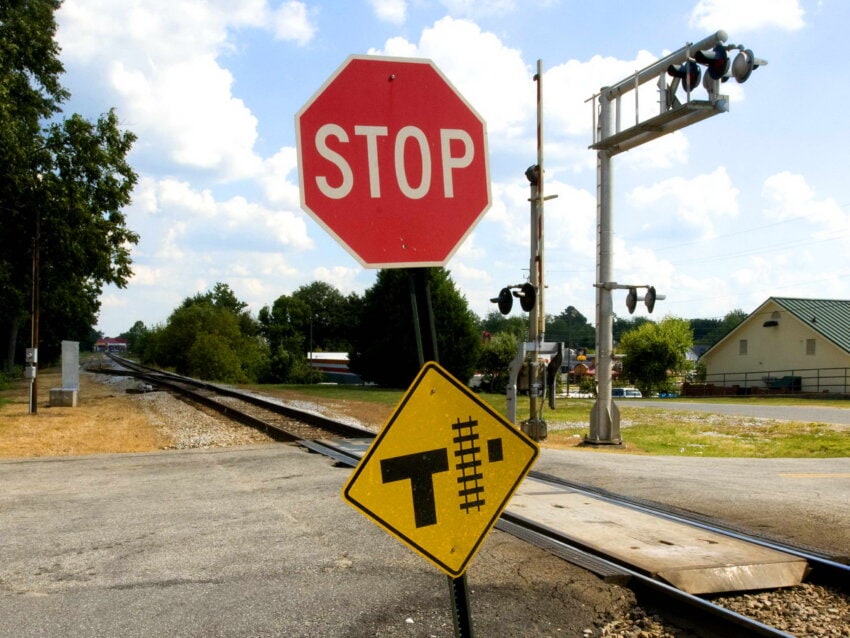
[256,384,850,458]
[251,383,404,407]
[647,395,850,407]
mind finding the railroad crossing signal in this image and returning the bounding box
[342,362,538,577]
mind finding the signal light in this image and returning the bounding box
[667,60,701,92]
[517,283,536,312]
[731,48,766,83]
[490,288,513,315]
[490,283,538,315]
[625,287,637,314]
[695,44,730,80]
[645,286,657,313]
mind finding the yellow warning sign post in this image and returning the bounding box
[342,361,539,577]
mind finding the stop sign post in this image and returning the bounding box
[296,55,491,268]
[298,56,490,635]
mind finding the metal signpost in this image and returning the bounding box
[296,54,495,637]
[586,31,766,444]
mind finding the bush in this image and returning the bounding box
[0,366,22,390]
[187,333,243,382]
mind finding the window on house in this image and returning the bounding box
[739,339,748,355]
[806,338,816,355]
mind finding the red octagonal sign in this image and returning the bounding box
[296,55,491,268]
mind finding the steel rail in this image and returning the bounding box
[104,355,848,579]
[103,354,372,440]
[498,511,794,638]
[302,434,798,636]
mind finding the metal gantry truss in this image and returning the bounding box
[586,31,765,443]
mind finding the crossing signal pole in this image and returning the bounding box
[586,31,766,444]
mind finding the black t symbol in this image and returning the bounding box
[381,448,449,528]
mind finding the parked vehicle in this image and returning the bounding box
[612,387,642,398]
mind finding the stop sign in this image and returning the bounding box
[295,55,491,268]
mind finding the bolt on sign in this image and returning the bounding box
[295,55,491,268]
[342,362,539,577]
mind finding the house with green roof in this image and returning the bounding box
[699,297,850,394]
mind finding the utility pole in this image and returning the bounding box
[27,209,40,414]
[523,59,546,442]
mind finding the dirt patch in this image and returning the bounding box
[0,370,390,459]
[0,369,169,458]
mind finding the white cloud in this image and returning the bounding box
[312,265,363,295]
[762,172,850,236]
[261,147,301,207]
[110,57,262,178]
[439,0,517,18]
[627,166,740,237]
[368,0,407,25]
[57,0,313,182]
[136,178,313,259]
[543,49,698,172]
[689,0,805,33]
[128,264,168,287]
[271,1,317,44]
[371,17,532,147]
[545,51,658,138]
[619,132,690,171]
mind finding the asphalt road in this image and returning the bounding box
[0,444,632,638]
[621,399,850,425]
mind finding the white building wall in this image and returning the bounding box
[702,300,850,393]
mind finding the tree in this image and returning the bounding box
[546,306,595,350]
[704,309,747,346]
[187,333,243,383]
[120,320,149,353]
[613,315,652,345]
[476,331,518,392]
[0,2,137,369]
[349,269,480,388]
[143,284,268,382]
[619,316,694,396]
[291,281,358,352]
[478,311,527,340]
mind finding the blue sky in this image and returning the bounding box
[54,0,849,337]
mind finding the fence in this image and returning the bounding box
[683,367,850,397]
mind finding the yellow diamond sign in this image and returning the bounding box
[342,361,538,577]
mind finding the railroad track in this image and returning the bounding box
[97,355,849,637]
[99,354,373,442]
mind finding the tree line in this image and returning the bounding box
[127,272,481,388]
[1,1,138,373]
[120,276,745,392]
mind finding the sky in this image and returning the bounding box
[52,0,850,338]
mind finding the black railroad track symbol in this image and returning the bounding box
[453,417,504,514]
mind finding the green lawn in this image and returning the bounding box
[262,384,850,458]
[254,383,404,407]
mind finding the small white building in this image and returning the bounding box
[93,337,128,353]
[307,352,362,384]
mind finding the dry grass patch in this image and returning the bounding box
[0,369,169,458]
